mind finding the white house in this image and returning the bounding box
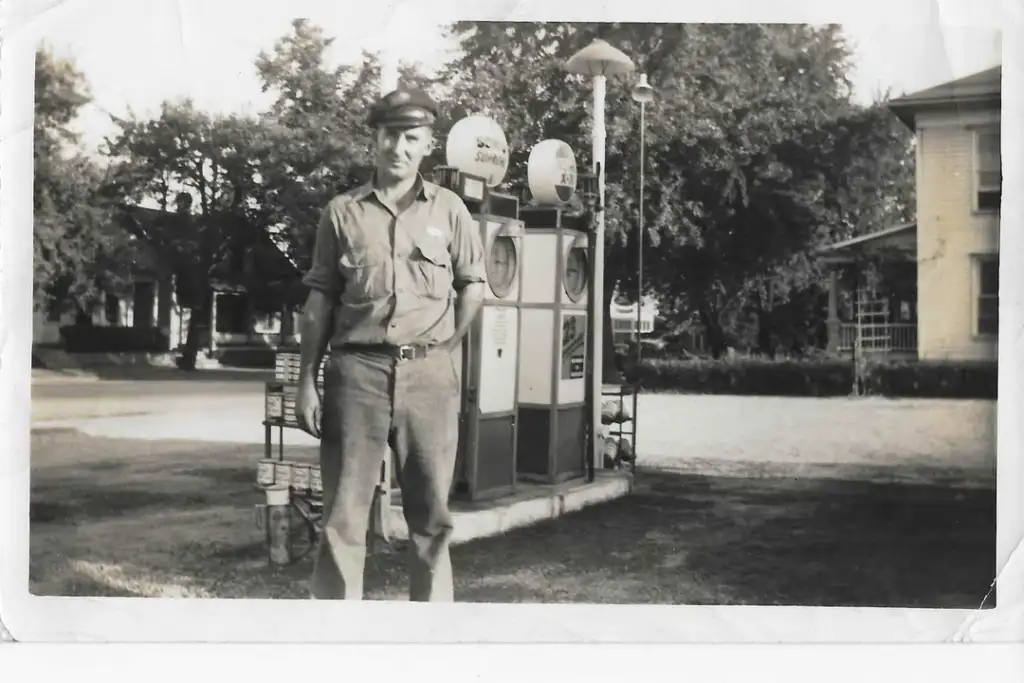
[824,65,1001,361]
[32,206,303,361]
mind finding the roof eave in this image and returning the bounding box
[888,94,1001,130]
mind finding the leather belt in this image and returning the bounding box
[338,343,434,361]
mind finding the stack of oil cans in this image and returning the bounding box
[256,458,323,497]
[265,352,327,428]
[258,348,328,499]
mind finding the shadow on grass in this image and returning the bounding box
[31,460,259,524]
[438,469,996,608]
[29,429,996,607]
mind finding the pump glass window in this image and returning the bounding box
[486,236,518,298]
[564,247,588,303]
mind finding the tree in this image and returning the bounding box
[33,46,123,317]
[103,100,268,369]
[252,19,438,273]
[440,23,915,358]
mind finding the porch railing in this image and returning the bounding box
[837,323,917,354]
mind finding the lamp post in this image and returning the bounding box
[631,74,654,360]
[630,73,654,466]
[566,39,635,477]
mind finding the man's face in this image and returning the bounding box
[375,125,434,182]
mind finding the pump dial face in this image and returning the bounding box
[486,236,518,298]
[564,247,588,303]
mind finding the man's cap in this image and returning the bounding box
[367,88,440,130]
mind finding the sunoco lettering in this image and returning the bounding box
[475,150,506,165]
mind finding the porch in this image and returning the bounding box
[821,223,919,359]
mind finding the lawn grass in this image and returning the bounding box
[29,430,995,607]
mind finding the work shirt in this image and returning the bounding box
[303,175,486,348]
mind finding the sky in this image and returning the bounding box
[15,0,1005,156]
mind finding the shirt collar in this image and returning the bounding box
[355,173,438,203]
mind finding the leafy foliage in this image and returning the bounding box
[36,20,914,367]
[630,357,996,399]
[33,47,125,314]
[102,99,271,366]
[252,19,378,268]
[439,23,915,357]
[252,19,439,271]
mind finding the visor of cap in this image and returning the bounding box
[370,105,438,129]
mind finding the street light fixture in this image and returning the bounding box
[565,38,635,479]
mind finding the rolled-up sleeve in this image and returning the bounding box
[302,206,344,298]
[449,198,486,289]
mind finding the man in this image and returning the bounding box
[296,88,486,601]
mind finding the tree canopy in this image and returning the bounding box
[38,21,915,362]
[33,46,125,314]
[439,22,915,356]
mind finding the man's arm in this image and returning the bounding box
[443,197,487,351]
[298,290,333,387]
[296,205,343,437]
[444,282,485,352]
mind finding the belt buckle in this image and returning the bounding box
[397,345,415,361]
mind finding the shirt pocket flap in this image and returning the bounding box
[340,245,384,269]
[414,239,451,268]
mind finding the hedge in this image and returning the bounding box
[626,357,997,400]
[862,359,998,399]
[60,325,169,353]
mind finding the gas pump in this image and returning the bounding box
[515,140,591,485]
[435,115,524,501]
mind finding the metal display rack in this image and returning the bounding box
[254,348,328,562]
[601,382,638,473]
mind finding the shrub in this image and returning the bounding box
[60,325,168,353]
[863,359,998,399]
[213,347,277,368]
[626,356,997,400]
[628,357,853,397]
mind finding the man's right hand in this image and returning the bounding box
[295,379,322,439]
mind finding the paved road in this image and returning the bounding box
[31,371,271,423]
[31,376,997,484]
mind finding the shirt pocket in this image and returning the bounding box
[338,245,390,304]
[410,236,453,300]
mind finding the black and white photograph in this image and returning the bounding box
[1,0,1022,662]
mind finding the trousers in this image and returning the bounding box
[310,348,461,601]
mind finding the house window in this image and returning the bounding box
[974,129,1001,212]
[975,256,999,337]
[215,293,250,334]
[104,295,121,326]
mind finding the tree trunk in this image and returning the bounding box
[179,314,202,371]
[178,287,210,371]
[755,306,775,359]
[698,300,728,359]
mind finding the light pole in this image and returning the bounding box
[565,39,635,477]
[630,73,654,465]
[631,74,654,360]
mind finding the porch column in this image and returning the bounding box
[826,267,841,354]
